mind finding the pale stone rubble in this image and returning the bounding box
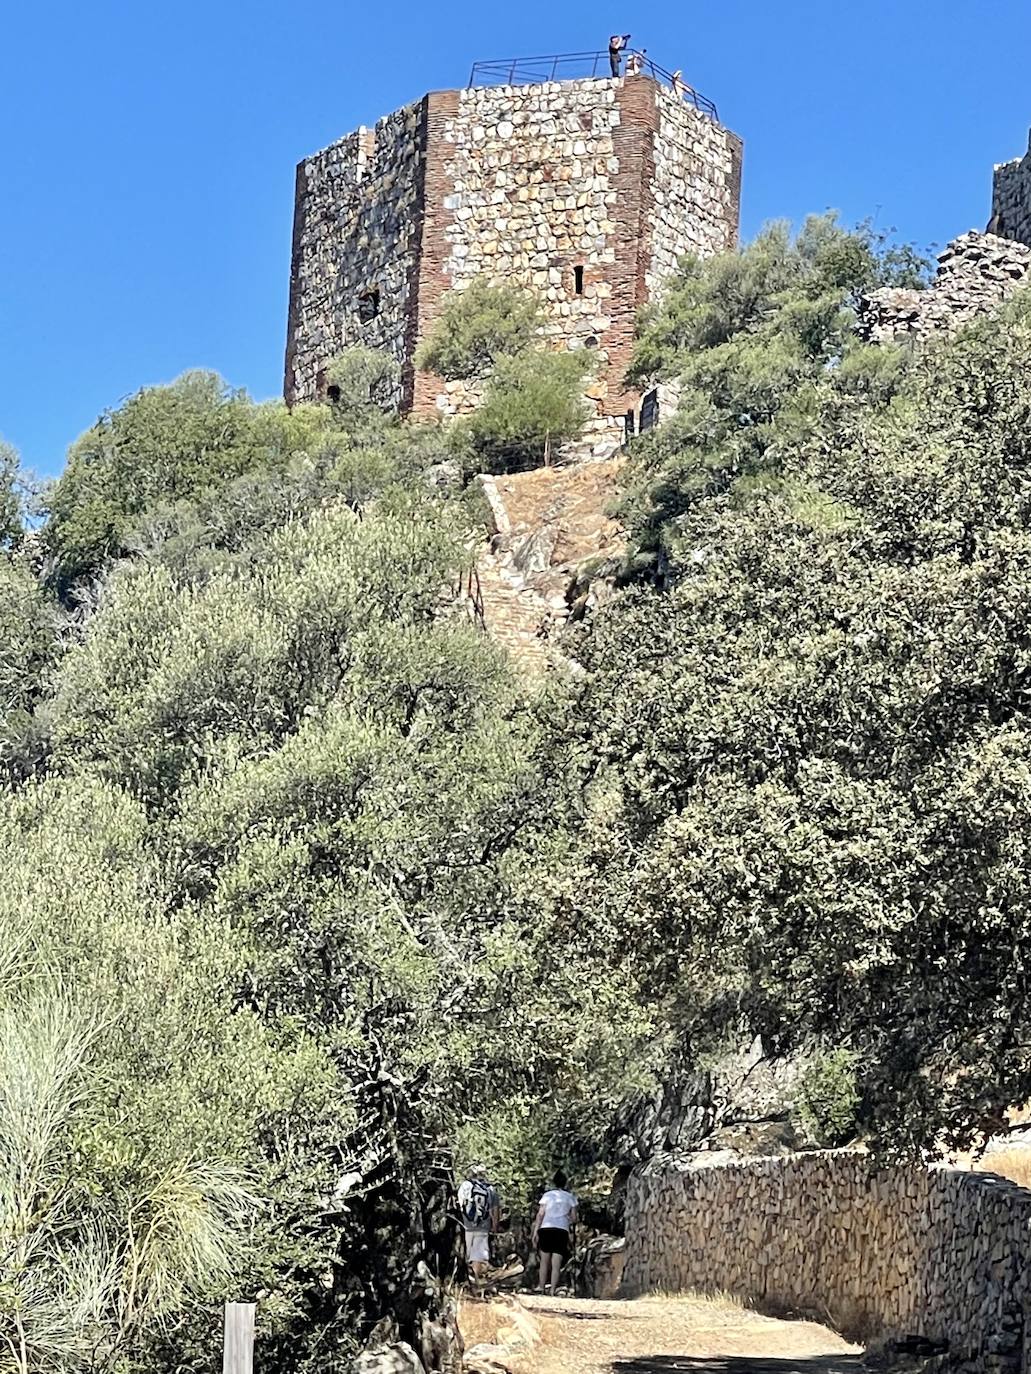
[859,231,1031,344]
[623,1154,1031,1373]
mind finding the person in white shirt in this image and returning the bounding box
[530,1170,578,1296]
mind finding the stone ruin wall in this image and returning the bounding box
[859,231,1031,345]
[993,132,1031,247]
[284,100,426,409]
[645,82,743,294]
[418,76,626,442]
[624,1155,1031,1373]
[285,76,741,452]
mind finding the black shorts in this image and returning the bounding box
[537,1227,571,1257]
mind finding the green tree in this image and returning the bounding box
[0,775,339,1374]
[463,349,590,474]
[0,442,22,549]
[622,216,926,574]
[553,283,1031,1156]
[415,278,543,381]
[43,373,391,592]
[0,559,62,783]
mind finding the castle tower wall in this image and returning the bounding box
[285,74,742,442]
[285,102,426,408]
[991,129,1031,246]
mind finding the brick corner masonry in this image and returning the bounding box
[283,67,742,448]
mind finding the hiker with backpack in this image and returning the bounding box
[458,1163,500,1291]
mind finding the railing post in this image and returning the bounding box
[508,60,516,84]
[223,1303,256,1374]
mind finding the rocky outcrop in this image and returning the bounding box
[613,1039,809,1164]
[352,1343,427,1374]
[574,1235,627,1300]
[859,232,1031,344]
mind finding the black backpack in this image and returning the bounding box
[461,1180,493,1228]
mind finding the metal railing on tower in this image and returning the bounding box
[466,51,719,122]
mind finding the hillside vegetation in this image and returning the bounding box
[4,215,1031,1370]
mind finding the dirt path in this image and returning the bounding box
[518,1294,862,1374]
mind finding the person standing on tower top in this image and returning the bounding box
[609,33,630,77]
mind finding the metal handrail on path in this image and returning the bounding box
[467,50,719,122]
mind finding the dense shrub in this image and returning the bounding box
[463,348,590,474]
[415,278,543,381]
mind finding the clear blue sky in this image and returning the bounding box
[3,0,1029,478]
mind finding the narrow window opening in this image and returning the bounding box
[573,265,585,295]
[624,409,636,443]
[358,286,380,322]
[326,383,341,404]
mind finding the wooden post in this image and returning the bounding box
[222,1302,256,1374]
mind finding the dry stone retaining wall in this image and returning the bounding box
[285,74,741,449]
[623,1155,1031,1371]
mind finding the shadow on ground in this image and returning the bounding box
[613,1358,864,1374]
[529,1303,615,1322]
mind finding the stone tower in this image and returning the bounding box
[284,64,742,449]
[992,130,1031,246]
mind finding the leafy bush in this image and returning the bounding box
[550,253,1031,1154]
[43,372,397,592]
[463,349,590,474]
[621,216,927,572]
[795,1050,861,1147]
[415,278,543,381]
[324,345,400,416]
[0,440,22,548]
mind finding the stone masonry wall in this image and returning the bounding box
[284,100,426,408]
[859,231,1031,345]
[646,83,744,294]
[624,1155,1031,1372]
[414,75,740,449]
[992,131,1031,247]
[286,74,741,449]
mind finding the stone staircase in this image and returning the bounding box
[464,459,626,673]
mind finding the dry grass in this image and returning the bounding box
[457,1294,543,1372]
[524,1292,859,1374]
[975,1147,1031,1191]
[642,1288,744,1310]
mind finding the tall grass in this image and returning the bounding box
[0,991,259,1373]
